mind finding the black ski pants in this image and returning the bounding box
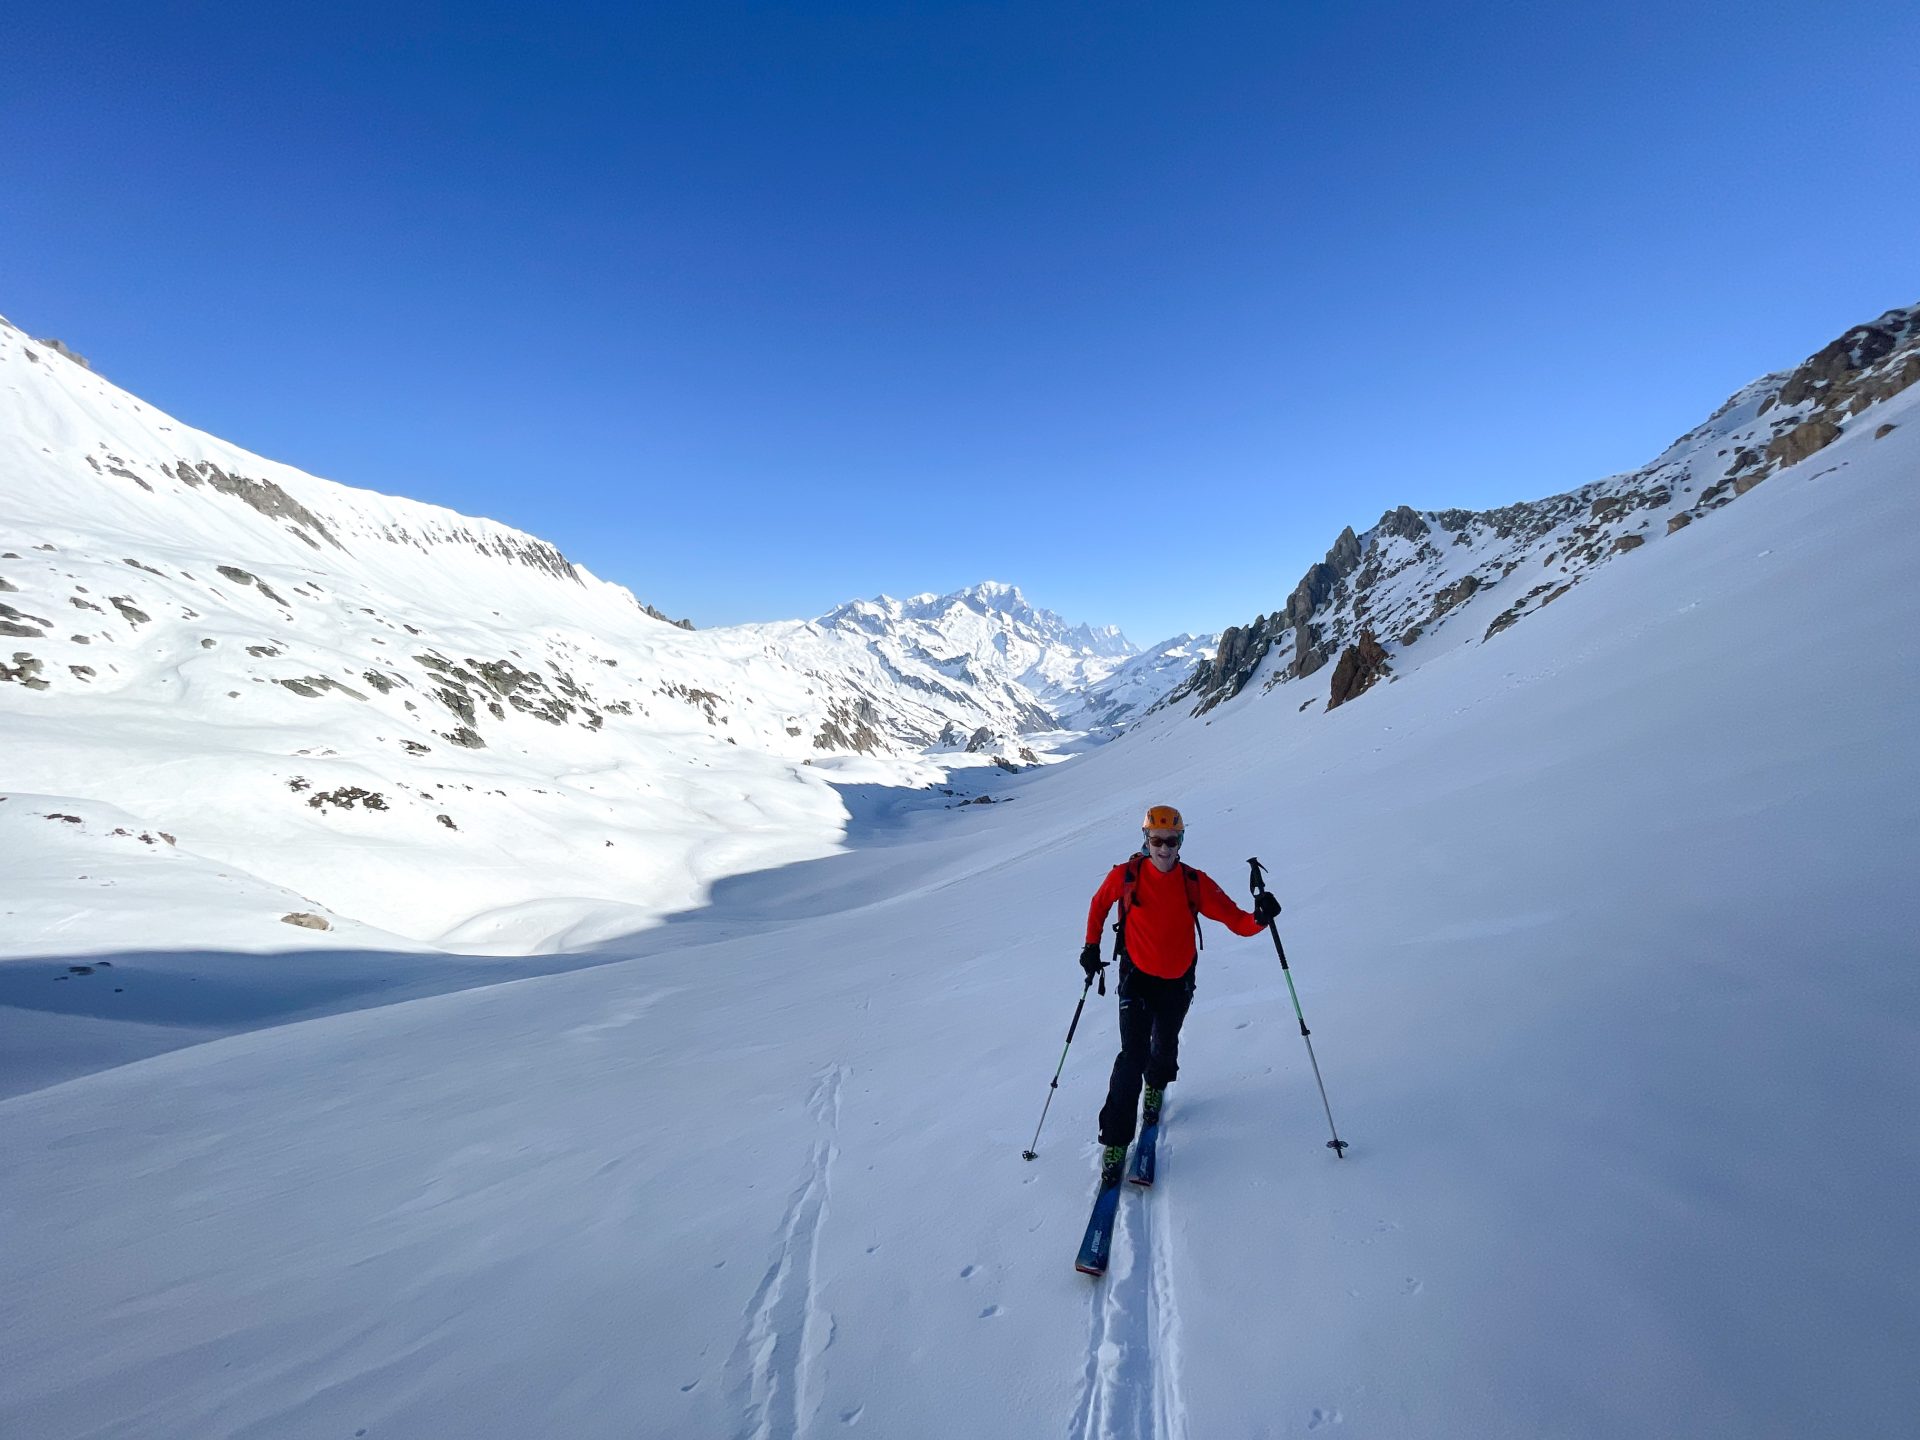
[1097,958,1196,1147]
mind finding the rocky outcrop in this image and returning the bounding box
[0,602,50,638]
[1764,416,1843,471]
[1326,629,1390,710]
[36,337,89,369]
[2,652,49,688]
[814,697,885,754]
[1376,505,1430,542]
[641,602,696,630]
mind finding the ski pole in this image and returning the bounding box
[1248,857,1350,1158]
[1022,964,1103,1160]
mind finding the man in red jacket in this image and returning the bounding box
[1080,804,1279,1181]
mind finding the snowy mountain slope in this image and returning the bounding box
[1067,629,1219,731]
[0,318,1190,948]
[1174,301,1920,714]
[2,328,1914,1439]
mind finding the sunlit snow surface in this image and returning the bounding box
[3,366,1918,1434]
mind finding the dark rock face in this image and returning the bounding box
[1326,629,1389,710]
[641,602,696,630]
[1764,416,1843,470]
[1205,621,1276,704]
[1377,505,1430,542]
[814,697,885,753]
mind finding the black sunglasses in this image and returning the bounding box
[1146,834,1183,849]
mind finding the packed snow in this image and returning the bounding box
[2,337,1915,1437]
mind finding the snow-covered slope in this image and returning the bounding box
[1174,302,1920,715]
[0,319,1196,949]
[1,311,1914,1439]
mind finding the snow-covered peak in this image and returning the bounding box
[824,580,1132,654]
[813,579,1157,724]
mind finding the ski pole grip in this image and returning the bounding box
[1247,856,1267,895]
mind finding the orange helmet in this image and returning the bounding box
[1141,804,1185,833]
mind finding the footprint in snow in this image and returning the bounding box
[979,1305,1000,1318]
[1308,1407,1343,1429]
[840,1404,864,1425]
[1403,1277,1423,1295]
[959,1264,975,1279]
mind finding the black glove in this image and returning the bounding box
[1079,942,1105,978]
[1252,892,1281,925]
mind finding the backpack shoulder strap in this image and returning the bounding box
[1114,854,1144,961]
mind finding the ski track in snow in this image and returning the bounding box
[725,1065,846,1440]
[1069,1131,1187,1440]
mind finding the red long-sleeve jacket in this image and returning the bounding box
[1085,859,1264,979]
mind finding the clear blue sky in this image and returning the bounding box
[4,2,1915,643]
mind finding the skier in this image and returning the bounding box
[1080,804,1279,1184]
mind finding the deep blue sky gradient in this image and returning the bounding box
[5,1,1916,642]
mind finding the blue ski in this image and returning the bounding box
[1074,1175,1123,1275]
[1128,1120,1159,1187]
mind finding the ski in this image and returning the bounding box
[1128,1119,1159,1187]
[1074,1172,1124,1276]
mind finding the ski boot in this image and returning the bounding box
[1099,1144,1127,1187]
[1142,1084,1164,1129]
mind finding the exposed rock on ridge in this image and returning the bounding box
[1170,300,1920,717]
